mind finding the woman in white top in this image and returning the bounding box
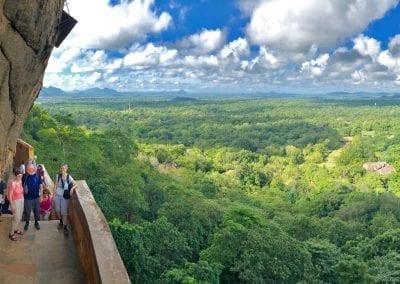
[53,163,77,236]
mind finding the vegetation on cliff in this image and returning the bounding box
[23,96,400,283]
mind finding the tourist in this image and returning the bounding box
[32,155,37,168]
[0,175,6,221]
[36,164,46,188]
[39,188,52,220]
[8,170,24,241]
[53,163,76,236]
[19,162,25,175]
[22,163,43,231]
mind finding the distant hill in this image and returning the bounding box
[39,87,190,98]
[39,86,68,97]
[170,96,198,102]
[75,87,123,97]
[39,86,400,99]
[324,91,400,98]
[40,86,124,97]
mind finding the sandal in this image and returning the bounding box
[9,234,17,241]
[14,230,24,235]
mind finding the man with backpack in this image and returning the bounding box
[22,163,43,230]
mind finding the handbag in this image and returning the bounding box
[63,182,73,199]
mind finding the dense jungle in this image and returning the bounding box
[22,95,400,283]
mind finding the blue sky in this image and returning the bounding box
[45,0,400,94]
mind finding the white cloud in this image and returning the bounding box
[65,50,123,74]
[123,43,178,67]
[70,50,107,73]
[43,73,103,91]
[183,55,219,68]
[243,47,281,71]
[244,0,399,52]
[87,72,102,84]
[65,0,172,49]
[377,34,400,74]
[378,50,400,73]
[178,29,225,54]
[237,0,265,16]
[108,76,119,83]
[396,74,400,85]
[46,46,82,73]
[301,54,330,76]
[219,38,250,61]
[389,34,400,55]
[351,70,366,84]
[45,24,400,93]
[353,35,381,59]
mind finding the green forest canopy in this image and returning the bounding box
[24,96,400,283]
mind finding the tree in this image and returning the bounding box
[110,217,191,283]
[368,252,400,282]
[335,257,374,284]
[305,238,341,282]
[201,208,313,283]
[162,261,222,284]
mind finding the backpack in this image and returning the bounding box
[58,174,72,199]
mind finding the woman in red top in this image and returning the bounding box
[8,169,25,241]
[39,188,52,220]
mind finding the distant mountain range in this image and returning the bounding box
[39,86,400,99]
[39,86,189,98]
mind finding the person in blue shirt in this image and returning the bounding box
[22,163,43,231]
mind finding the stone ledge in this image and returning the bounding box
[69,180,130,284]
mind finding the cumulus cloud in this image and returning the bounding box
[242,47,282,72]
[46,32,400,93]
[378,50,400,74]
[65,0,172,49]
[376,35,400,75]
[123,43,178,68]
[219,38,250,62]
[353,35,381,59]
[45,0,400,94]
[351,70,366,85]
[243,0,399,53]
[301,54,330,76]
[178,29,226,54]
[389,35,400,55]
[54,49,121,74]
[46,46,82,73]
[294,33,400,89]
[237,0,265,16]
[183,55,219,68]
[396,74,400,85]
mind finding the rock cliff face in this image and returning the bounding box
[0,0,64,177]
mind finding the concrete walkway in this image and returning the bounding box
[0,216,86,283]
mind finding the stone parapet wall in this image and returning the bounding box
[69,180,131,284]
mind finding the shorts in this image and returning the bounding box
[54,194,69,215]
